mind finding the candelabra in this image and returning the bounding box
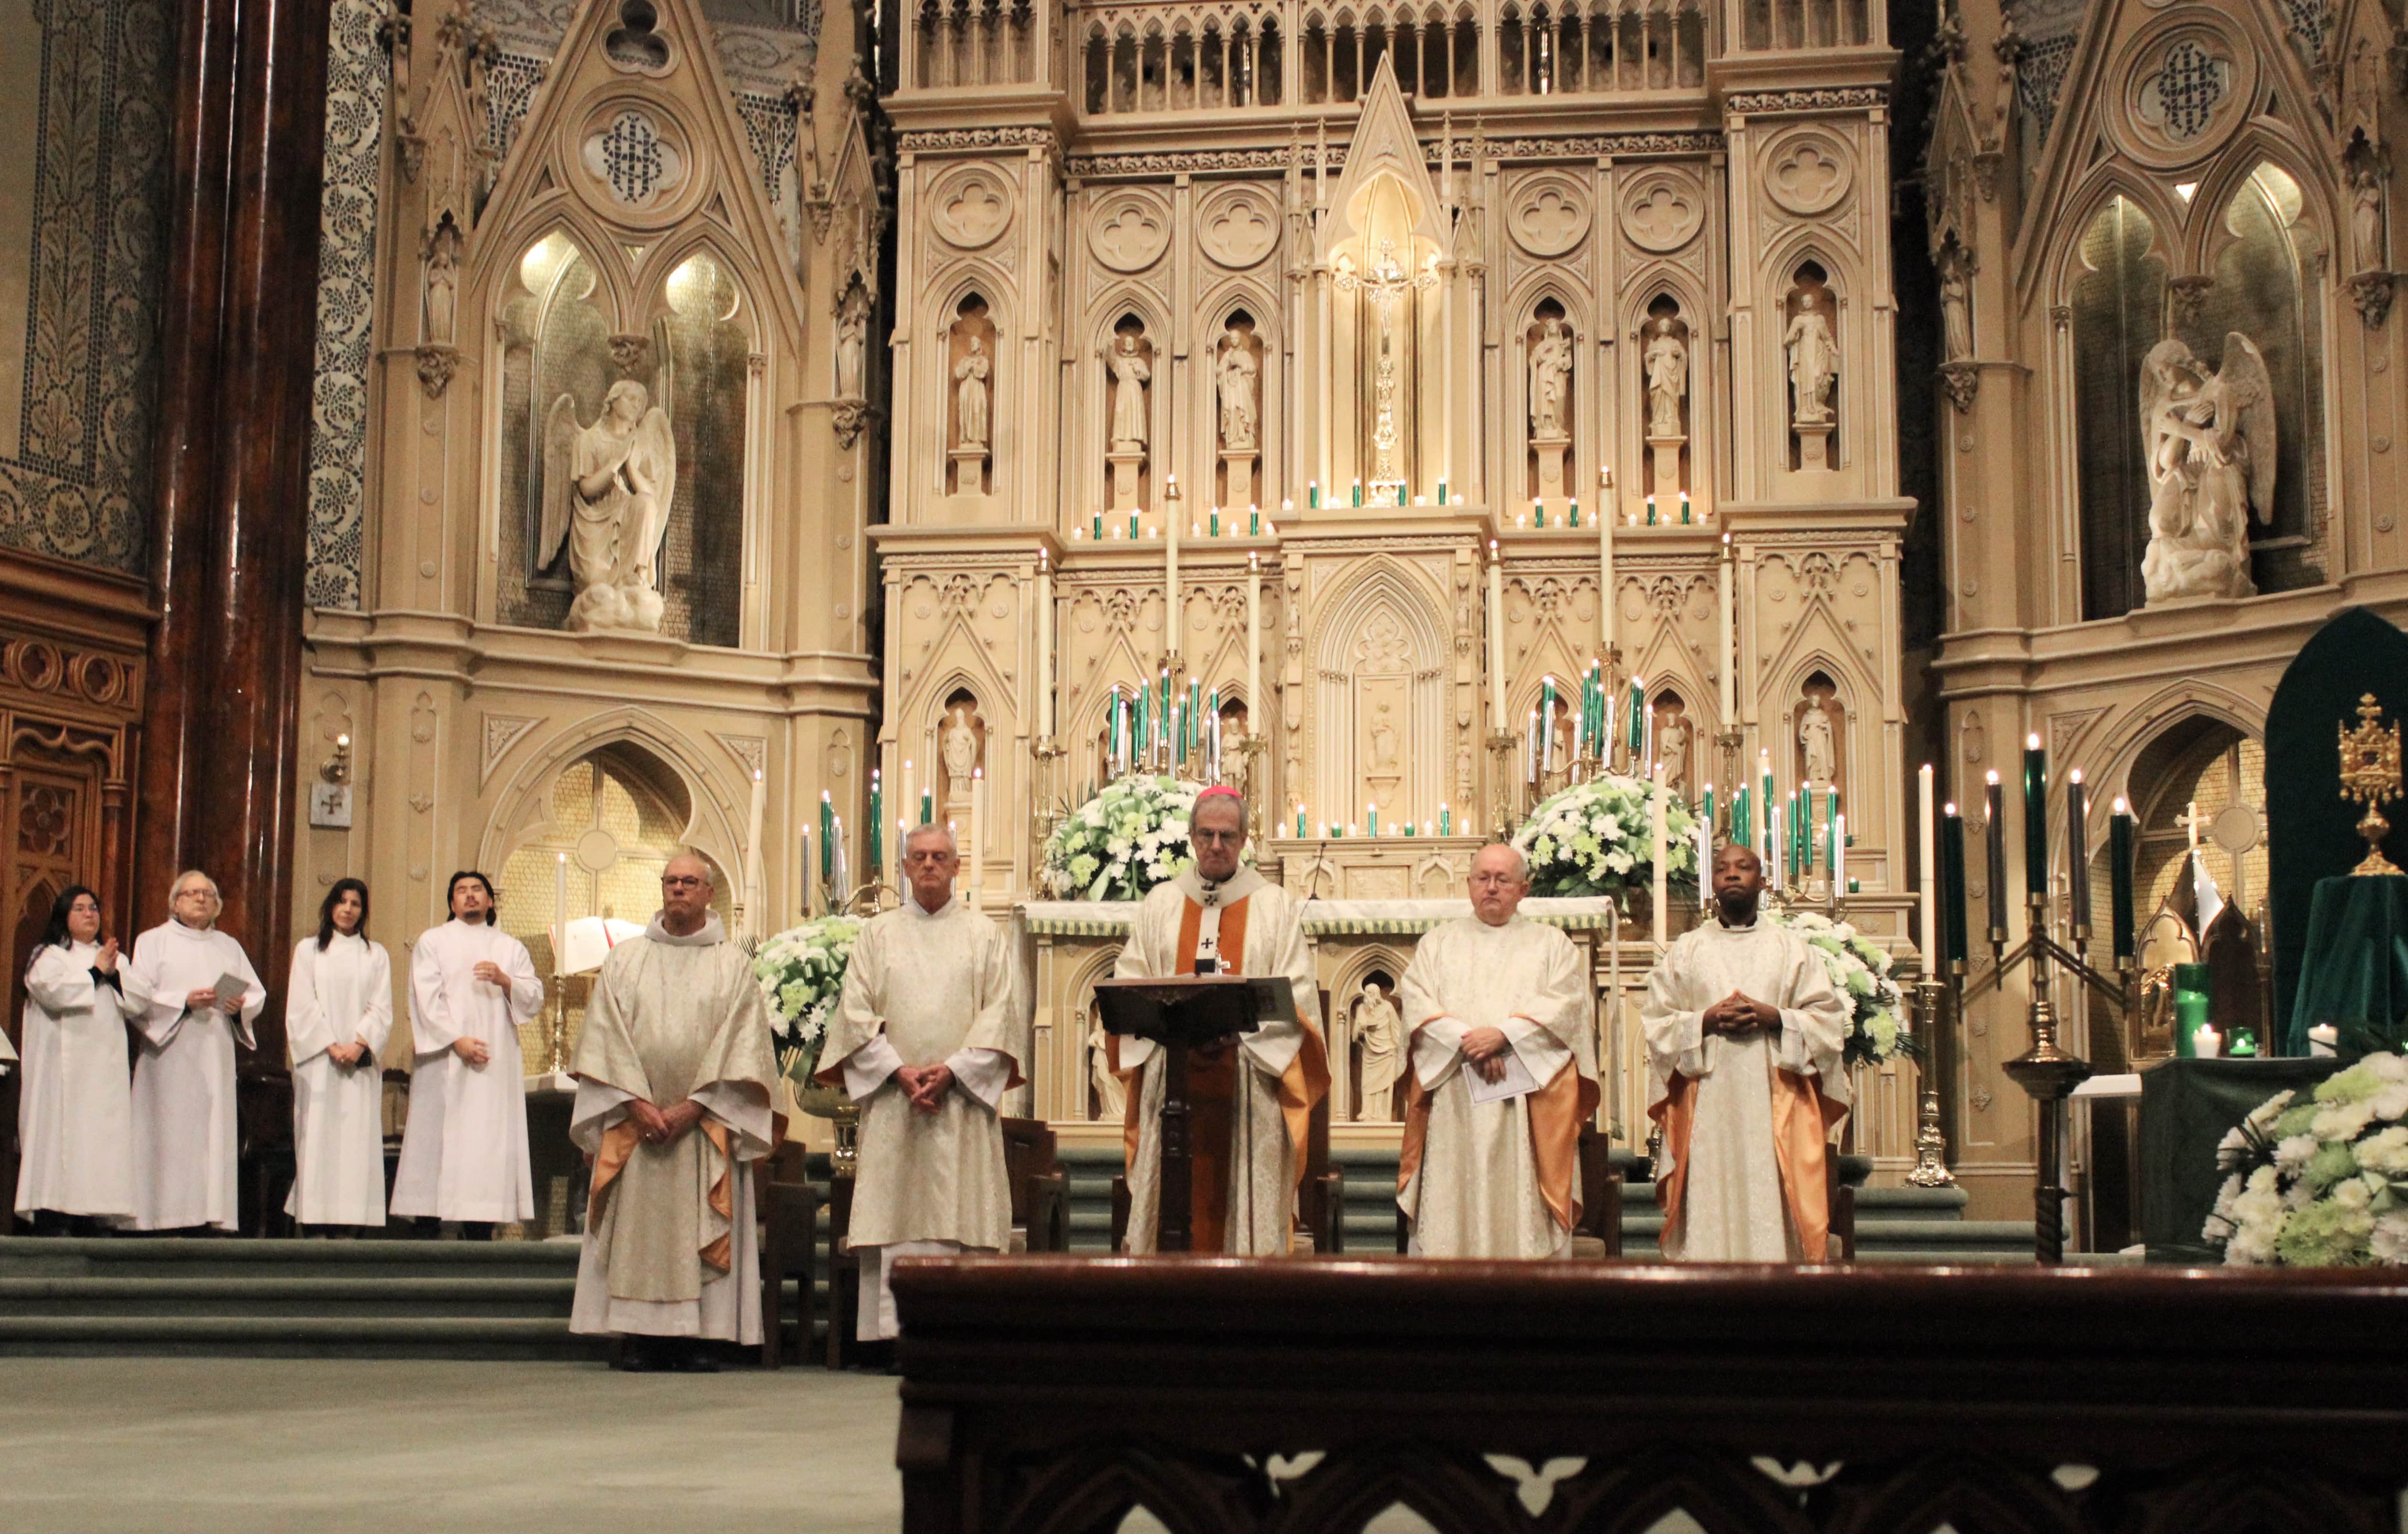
[1031,734,1071,875]
[1902,974,1955,1189]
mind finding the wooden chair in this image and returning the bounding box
[824,1165,860,1368]
[1825,1154,1857,1262]
[1001,1117,1069,1253]
[757,1141,823,1369]
[1573,1126,1623,1257]
[236,1067,295,1237]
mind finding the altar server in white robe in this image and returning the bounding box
[817,823,1021,1343]
[571,855,779,1368]
[127,871,266,1232]
[392,871,545,1236]
[1642,843,1851,1262]
[14,885,139,1229]
[283,878,394,1231]
[1110,787,1330,1255]
[1398,844,1598,1258]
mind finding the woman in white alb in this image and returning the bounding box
[285,878,394,1233]
[13,885,140,1233]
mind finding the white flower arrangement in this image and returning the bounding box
[1765,907,1911,1070]
[1042,775,1246,901]
[751,914,863,1084]
[2208,1051,2408,1267]
[1510,773,1699,900]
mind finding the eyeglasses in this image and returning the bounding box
[660,875,707,889]
[1192,828,1245,847]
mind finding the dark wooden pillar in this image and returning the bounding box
[135,0,333,1065]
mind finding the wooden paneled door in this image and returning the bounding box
[0,748,110,1223]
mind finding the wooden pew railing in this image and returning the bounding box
[892,1257,2408,1534]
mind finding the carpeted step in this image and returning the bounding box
[0,1314,609,1361]
[0,1276,578,1319]
[0,1236,584,1282]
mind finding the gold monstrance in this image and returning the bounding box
[2339,693,2404,877]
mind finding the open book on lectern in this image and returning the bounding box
[1090,973,1296,1044]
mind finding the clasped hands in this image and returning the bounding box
[893,1063,956,1115]
[1701,990,1781,1037]
[1460,1025,1512,1084]
[628,1097,705,1147]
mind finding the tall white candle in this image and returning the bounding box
[554,853,569,981]
[1036,549,1055,738]
[1599,469,1616,652]
[1165,475,1181,650]
[1697,783,1712,909]
[1917,763,1938,963]
[1246,552,1263,742]
[1487,541,1507,730]
[1835,812,1847,897]
[746,766,766,938]
[902,758,915,832]
[1650,763,1668,948]
[970,769,986,910]
[1718,534,1736,720]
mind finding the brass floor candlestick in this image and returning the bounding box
[1903,974,1955,1188]
[1992,891,2094,1264]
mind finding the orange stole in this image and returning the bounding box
[1111,893,1330,1252]
[587,1117,739,1275]
[1397,1019,1599,1234]
[1650,1058,1849,1261]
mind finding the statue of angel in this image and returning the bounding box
[541,379,677,633]
[2139,334,2276,604]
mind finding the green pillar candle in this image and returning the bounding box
[1092,513,1102,540]
[1297,806,1307,837]
[2021,733,2049,896]
[1984,772,2009,944]
[1369,804,1379,836]
[921,789,933,825]
[1440,805,1451,836]
[1437,480,1448,504]
[1130,511,1140,540]
[1534,500,1545,529]
[820,792,835,882]
[1309,482,1320,509]
[1352,479,1363,507]
[1702,784,1716,839]
[1941,806,1969,965]
[1251,507,1261,536]
[1210,508,1220,537]
[2109,801,2137,960]
[1570,500,1580,528]
[868,774,882,873]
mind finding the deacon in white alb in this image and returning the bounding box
[1642,843,1850,1261]
[1110,787,1329,1255]
[392,870,545,1236]
[571,855,779,1368]
[14,885,139,1228]
[1398,844,1597,1258]
[127,871,266,1232]
[817,823,1021,1342]
[284,878,395,1231]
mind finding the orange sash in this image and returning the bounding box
[1650,1055,1848,1261]
[587,1116,739,1274]
[1398,1019,1599,1234]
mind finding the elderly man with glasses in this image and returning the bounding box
[569,852,778,1371]
[1395,842,1598,1258]
[1107,787,1329,1255]
[127,870,267,1233]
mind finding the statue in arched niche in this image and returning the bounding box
[1797,680,1842,792]
[1644,315,1688,440]
[1108,331,1151,451]
[1216,322,1259,452]
[2139,334,2276,603]
[1353,980,1402,1123]
[1656,703,1694,794]
[542,380,678,633]
[955,334,992,447]
[941,698,982,801]
[1784,288,1839,427]
[1528,315,1573,440]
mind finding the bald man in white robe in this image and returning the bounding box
[126,872,266,1232]
[1398,844,1597,1258]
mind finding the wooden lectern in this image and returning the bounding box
[1093,973,1294,1253]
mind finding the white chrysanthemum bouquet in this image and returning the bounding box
[2207,1051,2408,1267]
[752,915,863,1083]
[1766,907,1911,1070]
[1041,774,1251,901]
[1510,774,1699,900]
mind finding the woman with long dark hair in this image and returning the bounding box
[13,885,139,1234]
[285,878,393,1234]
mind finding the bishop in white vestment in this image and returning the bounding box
[284,879,395,1229]
[1110,788,1329,1255]
[1398,844,1597,1258]
[14,886,138,1224]
[571,857,779,1364]
[1642,844,1850,1261]
[392,872,545,1230]
[127,872,266,1232]
[818,824,1021,1342]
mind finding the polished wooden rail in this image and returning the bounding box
[892,1256,2408,1534]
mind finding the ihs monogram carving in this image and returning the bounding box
[1765,131,1852,215]
[1623,172,1702,253]
[932,170,1011,249]
[1088,191,1172,273]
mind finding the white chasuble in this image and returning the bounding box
[570,915,778,1342]
[1111,868,1330,1255]
[283,934,395,1226]
[1397,916,1597,1258]
[392,919,545,1223]
[819,894,1022,1340]
[14,941,139,1221]
[1641,917,1850,1262]
[126,920,266,1231]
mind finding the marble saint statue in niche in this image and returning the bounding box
[2139,333,2276,603]
[942,707,980,800]
[1353,982,1402,1123]
[835,298,868,400]
[2353,159,2385,274]
[1528,317,1573,439]
[955,334,991,447]
[1369,704,1400,772]
[1939,254,1973,364]
[1657,709,1693,794]
[423,217,461,346]
[1644,317,1688,439]
[1799,699,1837,791]
[1109,332,1151,451]
[1784,290,1839,426]
[541,379,678,633]
[1217,326,1259,452]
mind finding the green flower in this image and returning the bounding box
[2308,1141,2363,1192]
[2275,1197,2376,1267]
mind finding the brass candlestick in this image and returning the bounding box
[1903,974,1955,1188]
[2340,693,2403,876]
[1488,727,1522,835]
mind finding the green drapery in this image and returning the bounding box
[2282,875,2408,1056]
[2141,1057,2344,1263]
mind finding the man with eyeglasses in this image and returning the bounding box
[818,822,1020,1353]
[1108,786,1328,1255]
[1396,842,1597,1258]
[569,853,778,1371]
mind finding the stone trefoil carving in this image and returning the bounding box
[541,380,678,633]
[2139,334,2276,604]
